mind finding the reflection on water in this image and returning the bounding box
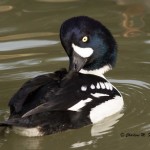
[47,56,68,61]
[71,112,124,148]
[121,4,145,37]
[115,0,150,37]
[0,32,58,41]
[0,71,48,81]
[71,140,93,149]
[20,137,43,150]
[36,0,79,2]
[142,124,150,132]
[0,5,13,13]
[110,79,150,89]
[0,27,16,34]
[0,59,42,70]
[144,40,150,44]
[91,112,124,137]
[0,40,59,51]
[0,53,44,60]
[1,112,124,150]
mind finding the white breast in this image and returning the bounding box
[89,95,124,124]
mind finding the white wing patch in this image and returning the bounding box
[81,82,113,93]
[68,98,92,111]
[104,82,113,90]
[89,96,124,123]
[104,82,110,90]
[100,82,105,89]
[96,82,100,89]
[90,84,95,89]
[81,86,87,91]
[108,83,113,90]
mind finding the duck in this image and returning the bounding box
[0,16,124,137]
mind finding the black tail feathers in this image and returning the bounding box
[0,121,12,127]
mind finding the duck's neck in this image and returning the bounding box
[79,65,112,78]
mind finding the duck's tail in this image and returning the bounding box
[0,121,12,127]
[0,117,35,128]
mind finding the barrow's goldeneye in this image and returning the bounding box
[0,16,124,136]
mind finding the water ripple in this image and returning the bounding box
[144,40,150,44]
[0,71,48,81]
[36,0,79,2]
[0,27,16,34]
[110,79,150,89]
[142,124,150,132]
[0,40,59,51]
[47,56,68,62]
[117,80,150,133]
[0,59,42,70]
[0,53,45,60]
[0,32,58,41]
[0,5,13,13]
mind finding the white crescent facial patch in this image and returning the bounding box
[72,43,94,58]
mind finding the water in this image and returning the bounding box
[0,0,150,149]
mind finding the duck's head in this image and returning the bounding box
[60,16,117,75]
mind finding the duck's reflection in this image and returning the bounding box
[121,4,145,37]
[91,112,124,137]
[71,112,124,148]
[0,111,124,150]
[20,137,43,150]
[115,0,150,37]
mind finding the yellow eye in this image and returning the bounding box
[82,36,88,43]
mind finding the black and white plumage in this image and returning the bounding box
[0,16,124,136]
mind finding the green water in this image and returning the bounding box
[0,0,150,149]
